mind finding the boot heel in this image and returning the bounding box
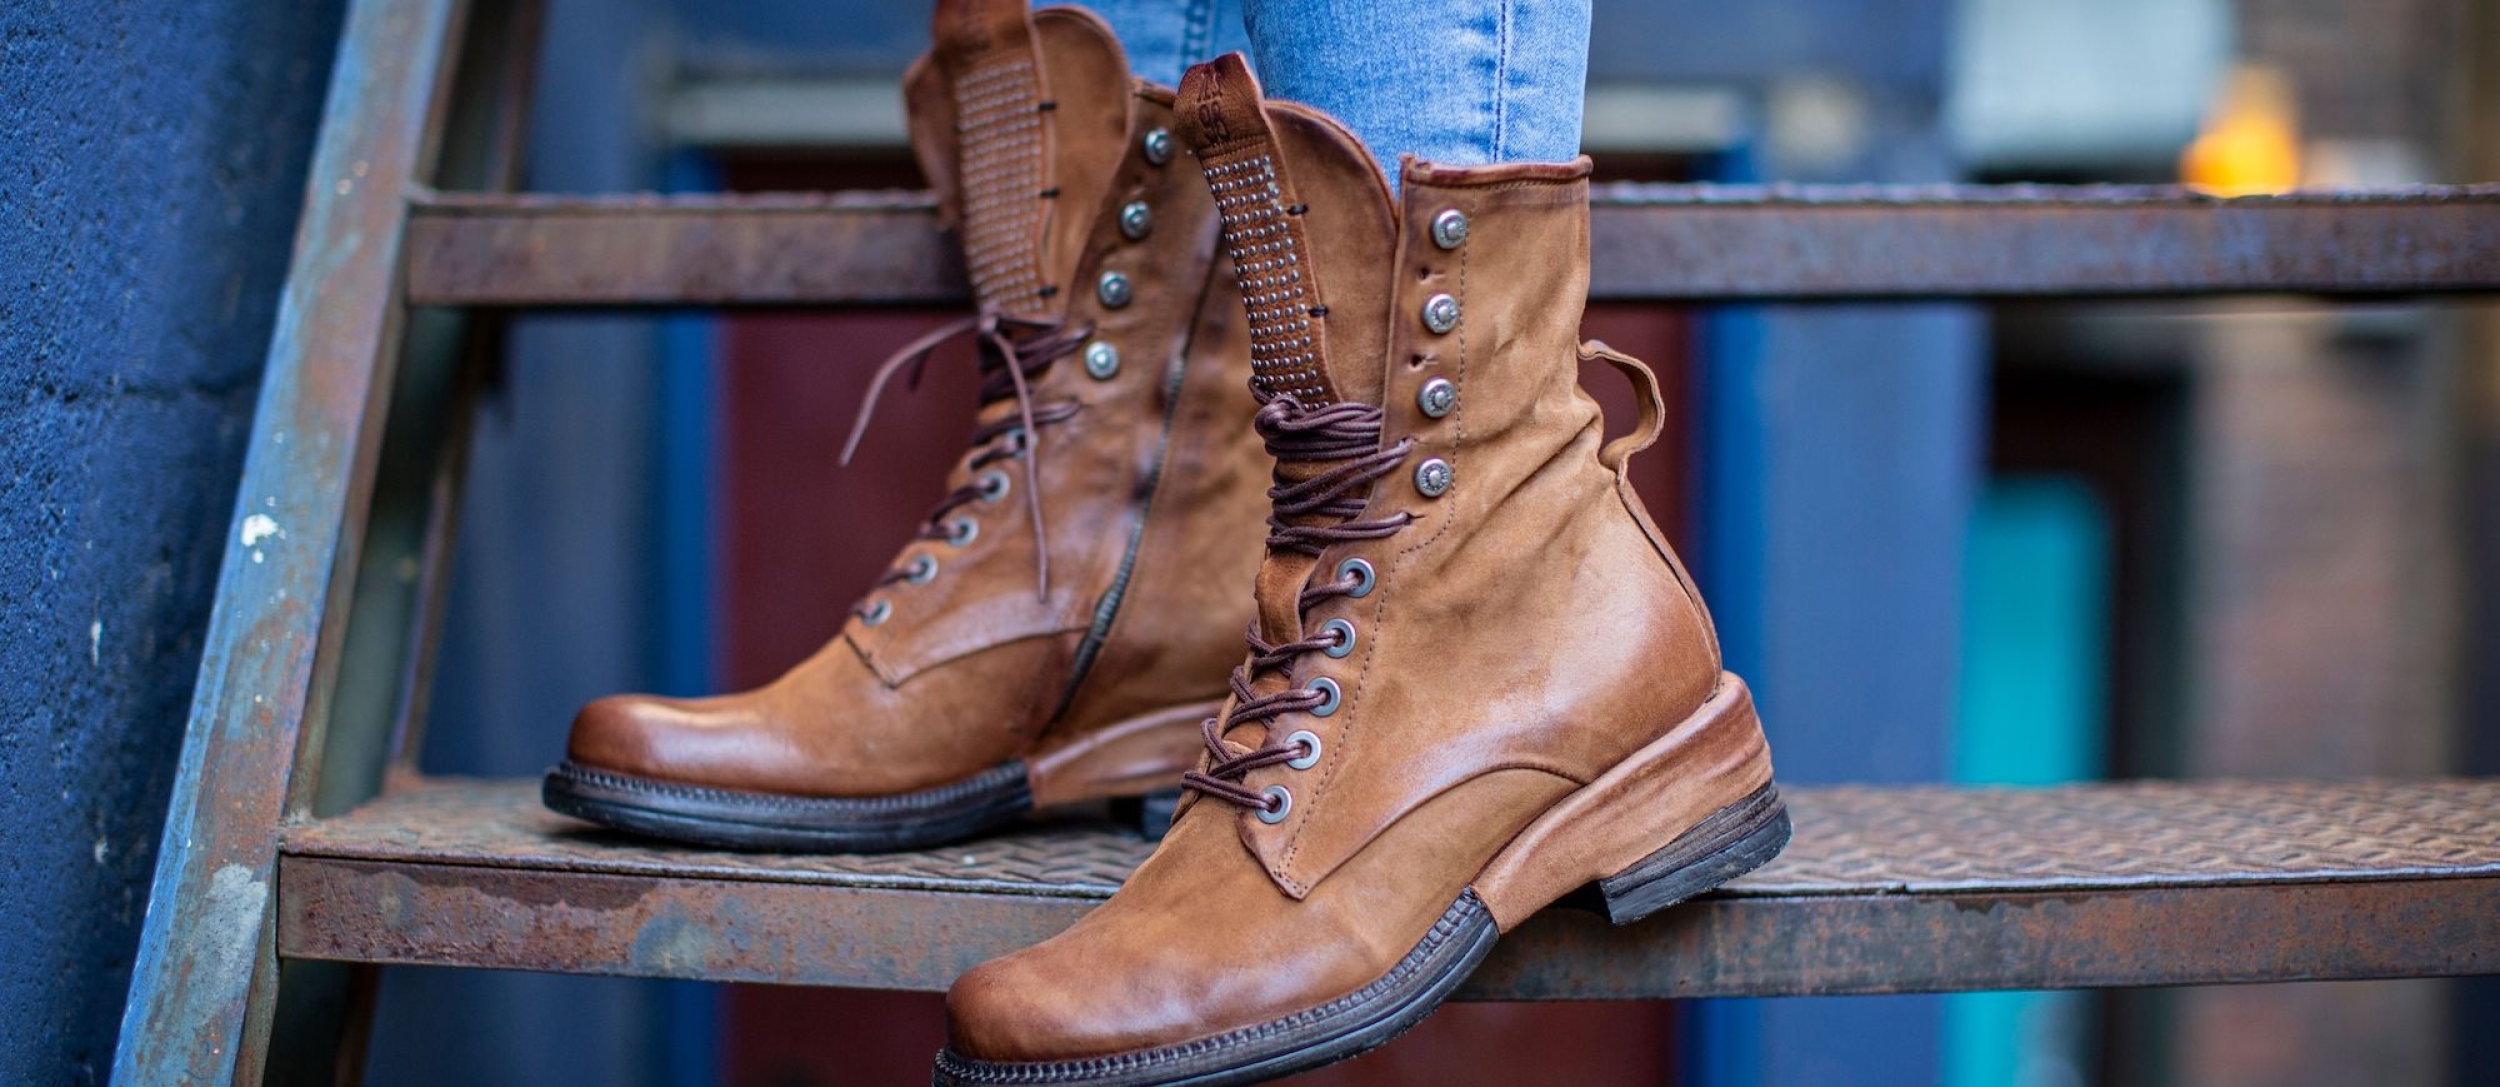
[1593,784,1789,925]
[1473,673,1779,929]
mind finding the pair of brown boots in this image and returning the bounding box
[542,3,1784,1083]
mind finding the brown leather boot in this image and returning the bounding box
[936,56,1787,1084]
[542,2,1267,852]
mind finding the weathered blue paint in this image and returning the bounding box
[105,1,466,1083]
[0,3,344,1083]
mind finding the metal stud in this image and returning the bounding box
[1336,557,1375,598]
[1084,341,1121,379]
[1430,208,1469,249]
[1414,457,1454,497]
[1285,730,1323,770]
[860,599,892,626]
[1421,293,1460,334]
[1257,784,1292,823]
[1142,127,1173,165]
[1307,676,1342,717]
[904,555,939,584]
[977,469,1011,502]
[1318,617,1356,659]
[1118,201,1152,240]
[1417,377,1457,419]
[1097,271,1133,308]
[946,516,980,546]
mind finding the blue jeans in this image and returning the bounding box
[1051,0,1589,192]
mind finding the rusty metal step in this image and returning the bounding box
[278,776,2500,997]
[401,183,2500,307]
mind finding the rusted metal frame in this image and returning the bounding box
[262,4,543,1085]
[273,853,2499,998]
[399,184,2500,307]
[110,1,474,1084]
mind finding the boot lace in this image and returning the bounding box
[841,313,1090,604]
[1181,396,1416,813]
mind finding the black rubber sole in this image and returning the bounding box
[542,759,1034,853]
[931,782,1791,1086]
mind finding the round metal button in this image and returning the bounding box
[1306,676,1342,717]
[1119,200,1152,240]
[1414,457,1454,497]
[860,599,892,626]
[1257,784,1292,823]
[1417,377,1456,418]
[1285,730,1323,770]
[1430,208,1469,249]
[1084,341,1121,379]
[1097,271,1133,308]
[1335,557,1375,598]
[1142,127,1173,165]
[1421,293,1460,334]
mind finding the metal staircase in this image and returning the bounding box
[112,0,2500,1082]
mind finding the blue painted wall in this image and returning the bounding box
[0,2,345,1082]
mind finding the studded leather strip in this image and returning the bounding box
[953,52,1053,315]
[1177,54,1337,405]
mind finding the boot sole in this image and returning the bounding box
[930,781,1790,1087]
[543,759,1036,853]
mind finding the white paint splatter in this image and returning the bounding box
[93,838,109,864]
[89,619,101,665]
[239,513,281,547]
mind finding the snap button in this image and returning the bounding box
[1084,341,1120,379]
[1414,457,1453,497]
[1097,271,1133,308]
[1421,293,1459,334]
[1430,208,1469,249]
[1417,377,1456,418]
[1142,127,1173,165]
[1119,201,1152,240]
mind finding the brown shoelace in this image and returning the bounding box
[842,312,1090,602]
[1183,395,1416,813]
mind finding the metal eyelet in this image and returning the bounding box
[1256,784,1292,823]
[1306,676,1341,717]
[977,470,1011,503]
[1414,457,1454,498]
[1142,127,1173,165]
[1084,341,1120,379]
[946,517,979,546]
[903,555,939,584]
[1336,557,1375,598]
[1430,208,1470,250]
[1097,271,1133,308]
[1418,377,1457,419]
[1285,730,1323,770]
[1318,618,1356,659]
[860,599,892,626]
[1119,201,1152,240]
[1421,293,1460,334]
[1000,428,1030,457]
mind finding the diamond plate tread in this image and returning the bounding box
[286,776,2500,900]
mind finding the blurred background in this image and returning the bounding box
[19,0,2486,1083]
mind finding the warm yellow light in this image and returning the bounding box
[2181,66,2302,196]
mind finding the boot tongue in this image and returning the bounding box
[921,0,1129,317]
[1175,54,1396,410]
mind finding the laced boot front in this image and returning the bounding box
[938,55,1785,1086]
[542,0,1268,853]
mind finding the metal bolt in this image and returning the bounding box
[1417,377,1456,418]
[1097,271,1133,308]
[1421,293,1460,334]
[1430,208,1469,249]
[1084,341,1121,379]
[1119,201,1152,240]
[1414,457,1454,497]
[1142,127,1173,165]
